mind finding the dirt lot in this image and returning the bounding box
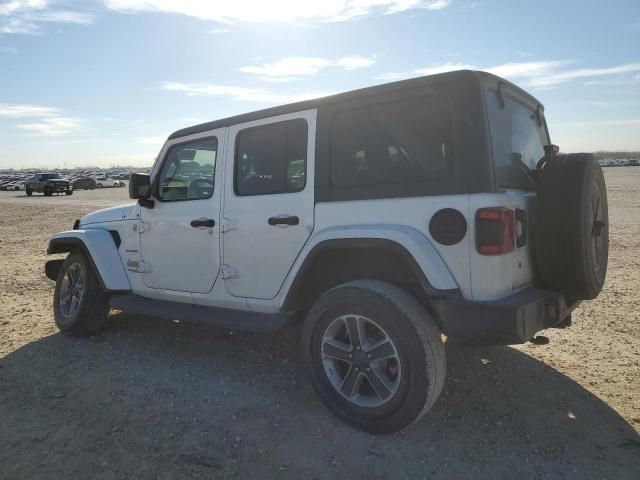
[1,170,639,479]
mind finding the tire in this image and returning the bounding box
[96,183,102,188]
[44,186,53,196]
[535,153,609,300]
[302,280,446,434]
[53,248,111,336]
[65,190,73,196]
[25,188,32,196]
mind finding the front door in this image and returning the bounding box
[140,131,225,294]
[222,111,316,299]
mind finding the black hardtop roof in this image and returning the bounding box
[168,70,543,141]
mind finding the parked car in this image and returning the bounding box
[93,176,122,188]
[26,173,72,196]
[45,70,609,434]
[71,177,97,190]
[0,180,26,191]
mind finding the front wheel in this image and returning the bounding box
[44,186,53,196]
[302,280,446,434]
[53,249,111,336]
[65,190,73,195]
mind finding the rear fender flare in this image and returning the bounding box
[47,230,131,292]
[279,225,459,310]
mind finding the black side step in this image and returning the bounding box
[108,294,291,333]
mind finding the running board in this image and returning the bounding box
[108,294,291,333]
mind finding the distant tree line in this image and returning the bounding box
[594,151,640,159]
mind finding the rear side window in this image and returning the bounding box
[331,97,454,187]
[235,119,308,196]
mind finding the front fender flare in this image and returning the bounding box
[47,230,131,292]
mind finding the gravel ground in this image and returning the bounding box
[0,169,638,479]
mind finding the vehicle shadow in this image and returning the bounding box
[1,312,638,480]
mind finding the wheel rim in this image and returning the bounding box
[321,315,401,408]
[59,262,85,319]
[590,180,607,278]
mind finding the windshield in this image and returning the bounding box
[43,173,62,180]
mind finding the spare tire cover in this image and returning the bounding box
[534,153,608,300]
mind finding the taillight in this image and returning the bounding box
[476,207,515,255]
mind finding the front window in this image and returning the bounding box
[43,173,62,180]
[157,137,217,201]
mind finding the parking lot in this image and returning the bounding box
[0,168,638,479]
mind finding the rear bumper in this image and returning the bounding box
[432,288,579,346]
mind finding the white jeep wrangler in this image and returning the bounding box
[45,71,609,434]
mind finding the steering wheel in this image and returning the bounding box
[189,178,214,197]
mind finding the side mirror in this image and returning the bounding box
[129,173,154,208]
[129,173,150,199]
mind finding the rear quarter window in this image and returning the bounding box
[330,96,454,187]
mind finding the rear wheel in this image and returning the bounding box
[53,249,111,336]
[25,188,32,196]
[303,280,446,434]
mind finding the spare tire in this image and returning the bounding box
[534,153,608,300]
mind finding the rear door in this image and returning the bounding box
[221,110,316,299]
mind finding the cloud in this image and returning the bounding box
[0,103,82,135]
[0,0,92,35]
[104,0,451,23]
[377,60,640,89]
[17,116,81,135]
[138,136,166,145]
[160,81,334,104]
[0,45,17,54]
[239,55,374,80]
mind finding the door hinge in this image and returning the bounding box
[137,221,151,234]
[221,264,239,279]
[221,217,238,233]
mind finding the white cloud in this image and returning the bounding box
[0,103,59,117]
[0,103,82,135]
[239,55,374,80]
[336,55,375,70]
[528,63,640,88]
[377,60,640,89]
[104,0,451,23]
[0,0,92,35]
[138,136,166,145]
[161,81,334,104]
[17,116,81,135]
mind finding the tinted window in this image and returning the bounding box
[235,119,308,196]
[331,97,453,187]
[495,99,547,189]
[158,137,217,201]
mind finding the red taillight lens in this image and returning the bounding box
[476,207,515,255]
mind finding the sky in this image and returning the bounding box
[0,0,639,169]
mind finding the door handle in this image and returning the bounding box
[191,218,216,228]
[268,215,299,226]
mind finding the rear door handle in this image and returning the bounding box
[268,215,299,226]
[191,218,216,228]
